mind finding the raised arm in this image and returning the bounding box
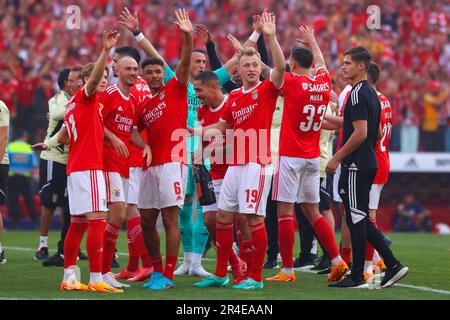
[195,24,223,70]
[297,26,326,70]
[221,11,267,77]
[261,12,285,88]
[86,30,119,96]
[174,9,193,84]
[119,7,167,66]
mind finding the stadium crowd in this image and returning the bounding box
[0,0,449,151]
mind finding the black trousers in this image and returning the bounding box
[7,175,38,226]
[265,178,279,261]
[339,168,399,281]
[56,204,71,255]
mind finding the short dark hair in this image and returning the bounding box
[71,65,83,73]
[367,62,381,85]
[141,57,165,70]
[194,71,219,84]
[57,68,71,90]
[291,46,313,69]
[192,49,207,56]
[344,46,372,71]
[115,46,141,64]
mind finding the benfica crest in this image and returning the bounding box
[159,92,165,100]
[252,91,258,100]
[302,83,309,90]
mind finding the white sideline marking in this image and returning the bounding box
[296,268,450,295]
[3,246,450,296]
[394,284,450,295]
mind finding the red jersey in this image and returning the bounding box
[197,96,228,180]
[374,92,393,184]
[129,76,151,168]
[137,77,188,167]
[64,85,104,174]
[279,68,331,158]
[100,84,136,178]
[220,79,281,165]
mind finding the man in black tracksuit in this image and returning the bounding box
[326,46,408,288]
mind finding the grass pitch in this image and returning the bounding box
[0,231,449,300]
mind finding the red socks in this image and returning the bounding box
[127,217,152,268]
[278,215,295,269]
[64,216,88,268]
[249,222,267,282]
[163,256,177,280]
[239,240,253,277]
[341,248,352,265]
[365,217,377,261]
[126,235,139,272]
[312,216,340,260]
[87,218,106,274]
[101,222,120,274]
[215,222,234,278]
[152,256,164,273]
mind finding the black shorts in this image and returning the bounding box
[338,168,376,226]
[319,174,332,212]
[0,164,9,205]
[39,159,68,208]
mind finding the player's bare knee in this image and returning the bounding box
[277,201,294,216]
[246,214,264,226]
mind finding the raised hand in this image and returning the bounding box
[195,24,210,44]
[174,8,193,34]
[119,7,139,33]
[252,8,267,33]
[227,33,244,52]
[103,30,120,51]
[296,26,316,48]
[261,11,276,37]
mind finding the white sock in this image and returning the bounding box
[191,253,203,267]
[183,252,193,265]
[90,272,103,284]
[282,267,293,275]
[63,268,76,282]
[373,250,381,263]
[364,260,373,274]
[310,239,318,255]
[331,256,342,266]
[39,236,48,249]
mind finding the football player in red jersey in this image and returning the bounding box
[194,11,285,290]
[194,71,245,284]
[98,56,152,289]
[109,46,154,282]
[132,9,193,290]
[363,62,393,279]
[60,30,124,293]
[267,26,348,283]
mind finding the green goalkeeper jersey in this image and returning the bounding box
[164,66,230,159]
